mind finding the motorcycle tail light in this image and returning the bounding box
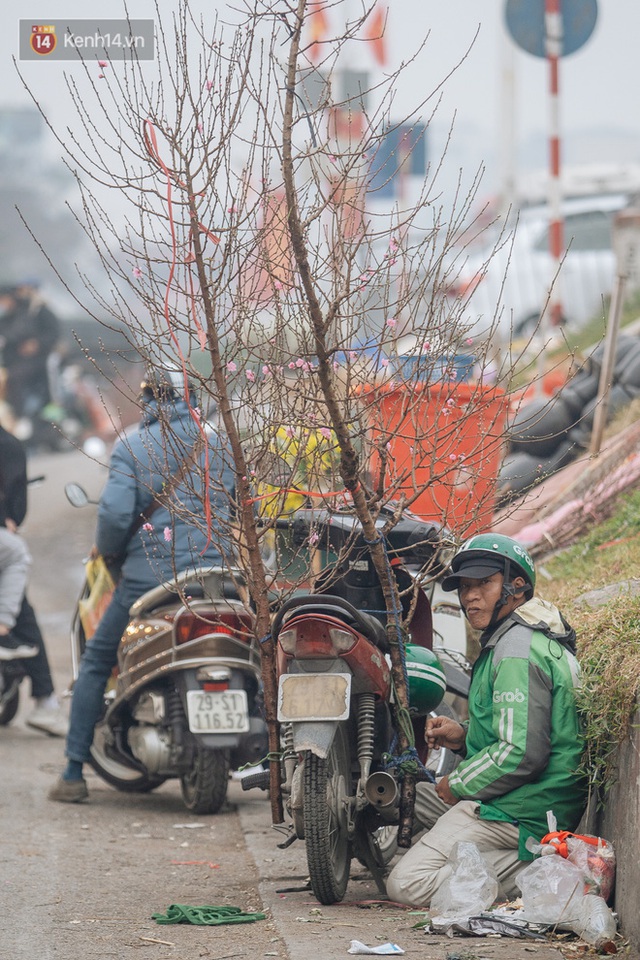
[202,680,229,692]
[328,627,357,653]
[278,628,297,655]
[277,623,357,657]
[174,610,252,645]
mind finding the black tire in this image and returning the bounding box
[0,687,20,726]
[89,719,167,793]
[303,725,353,904]
[180,742,230,815]
[508,395,574,457]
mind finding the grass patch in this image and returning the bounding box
[536,488,640,799]
[572,596,640,796]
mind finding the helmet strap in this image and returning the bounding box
[486,558,513,629]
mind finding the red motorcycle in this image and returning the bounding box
[243,508,469,904]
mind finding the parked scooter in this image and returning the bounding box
[243,507,470,904]
[66,483,268,814]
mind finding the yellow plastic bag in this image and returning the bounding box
[78,556,116,640]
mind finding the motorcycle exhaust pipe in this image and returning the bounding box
[364,771,399,809]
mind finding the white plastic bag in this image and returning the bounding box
[430,841,499,919]
[516,855,585,924]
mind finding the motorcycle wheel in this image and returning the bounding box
[89,720,167,793]
[303,725,352,905]
[180,742,230,815]
[0,687,20,725]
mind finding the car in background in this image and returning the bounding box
[441,191,634,341]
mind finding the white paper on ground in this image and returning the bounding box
[347,941,405,955]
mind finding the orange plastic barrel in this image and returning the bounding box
[362,382,508,537]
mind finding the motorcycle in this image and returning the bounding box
[242,506,470,904]
[0,659,28,727]
[65,483,268,814]
[0,474,47,727]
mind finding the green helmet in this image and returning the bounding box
[405,644,447,716]
[442,533,536,596]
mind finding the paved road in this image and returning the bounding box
[1,447,571,960]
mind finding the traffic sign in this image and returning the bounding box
[505,0,598,58]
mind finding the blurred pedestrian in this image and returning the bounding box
[0,282,60,438]
[0,424,68,734]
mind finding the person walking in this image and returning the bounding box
[48,367,236,802]
[385,533,586,907]
[0,423,68,734]
[0,282,60,433]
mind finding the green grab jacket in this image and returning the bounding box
[447,597,587,860]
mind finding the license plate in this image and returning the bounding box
[277,673,351,722]
[186,689,250,734]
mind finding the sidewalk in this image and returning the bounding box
[234,783,633,960]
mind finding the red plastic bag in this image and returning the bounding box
[540,830,615,903]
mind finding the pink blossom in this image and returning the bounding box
[288,361,297,370]
[386,317,397,328]
[98,74,105,79]
[227,361,237,372]
[132,267,142,278]
[246,369,256,382]
[309,531,320,545]
[262,365,271,377]
[227,205,236,214]
[422,342,431,352]
[328,155,337,164]
[320,428,332,440]
[295,358,305,368]
[448,454,457,462]
[163,527,172,542]
[206,80,214,91]
[389,238,399,250]
[285,426,295,438]
[98,60,108,68]
[388,258,397,266]
[349,351,357,361]
[381,358,390,368]
[142,522,154,532]
[197,122,204,134]
[466,338,474,346]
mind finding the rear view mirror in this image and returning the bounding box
[65,482,91,508]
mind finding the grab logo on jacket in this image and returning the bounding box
[493,688,526,704]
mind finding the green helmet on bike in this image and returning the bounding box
[405,644,446,716]
[442,533,536,598]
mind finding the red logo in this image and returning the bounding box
[30,25,57,56]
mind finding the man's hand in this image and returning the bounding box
[425,714,466,752]
[435,775,459,806]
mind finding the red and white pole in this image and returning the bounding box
[546,0,564,328]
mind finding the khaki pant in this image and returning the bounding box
[385,782,523,907]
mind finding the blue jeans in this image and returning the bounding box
[65,579,145,764]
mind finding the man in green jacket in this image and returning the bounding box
[385,533,586,907]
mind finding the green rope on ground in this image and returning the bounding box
[152,904,266,925]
